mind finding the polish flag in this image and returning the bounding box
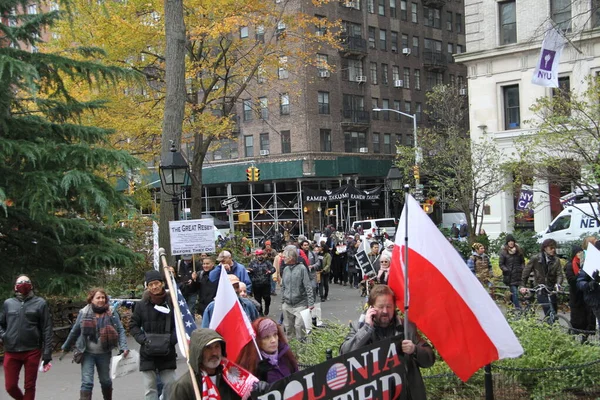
[388,195,523,382]
[209,267,255,361]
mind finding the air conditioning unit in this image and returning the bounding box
[315,30,323,36]
[402,48,411,55]
[394,79,404,88]
[459,88,467,96]
[319,70,331,78]
[260,149,270,156]
[391,46,397,53]
[359,147,368,153]
[356,75,367,83]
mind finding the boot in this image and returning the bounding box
[101,387,113,400]
[312,317,318,327]
[80,390,92,400]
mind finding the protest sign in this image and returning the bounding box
[168,219,215,255]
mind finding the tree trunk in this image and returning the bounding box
[190,132,206,219]
[158,0,186,263]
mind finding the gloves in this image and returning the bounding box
[43,358,52,366]
[593,270,600,283]
[251,381,270,396]
[588,280,598,292]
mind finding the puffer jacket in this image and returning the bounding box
[499,245,525,286]
[522,252,564,288]
[248,259,276,287]
[129,290,178,371]
[0,293,53,360]
[281,262,314,308]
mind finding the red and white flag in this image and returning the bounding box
[209,267,255,361]
[389,195,523,382]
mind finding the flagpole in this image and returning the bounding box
[403,184,410,339]
[159,248,202,400]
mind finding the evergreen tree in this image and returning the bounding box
[0,0,143,296]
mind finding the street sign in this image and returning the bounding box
[220,197,238,207]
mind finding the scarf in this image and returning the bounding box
[150,291,167,305]
[201,358,259,400]
[573,256,581,276]
[15,290,34,302]
[81,304,119,352]
[260,350,279,366]
[507,246,517,255]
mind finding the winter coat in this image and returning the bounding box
[467,252,492,286]
[340,314,435,400]
[521,252,564,289]
[256,343,298,384]
[201,297,259,328]
[346,242,358,273]
[169,329,242,400]
[209,261,252,294]
[302,250,322,287]
[129,290,178,371]
[194,269,218,316]
[281,262,314,308]
[321,253,332,274]
[0,293,53,360]
[248,259,276,287]
[62,304,128,354]
[577,269,600,309]
[499,245,525,286]
[565,256,585,308]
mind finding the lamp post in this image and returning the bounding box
[373,108,421,195]
[159,143,191,225]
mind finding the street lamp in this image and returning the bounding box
[373,108,421,192]
[159,143,190,222]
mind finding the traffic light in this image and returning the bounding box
[246,167,253,181]
[422,198,435,214]
[253,167,260,181]
[413,165,420,180]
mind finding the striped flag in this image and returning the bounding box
[171,276,197,356]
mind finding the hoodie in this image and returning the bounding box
[169,329,241,400]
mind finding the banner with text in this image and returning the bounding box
[168,219,215,256]
[531,25,567,88]
[304,186,382,203]
[516,185,533,211]
[252,335,407,400]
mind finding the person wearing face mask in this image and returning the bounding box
[0,275,53,400]
[340,285,435,400]
[248,249,276,316]
[129,270,178,400]
[61,288,129,400]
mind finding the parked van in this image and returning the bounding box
[352,218,398,239]
[537,203,600,244]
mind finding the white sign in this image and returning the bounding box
[221,197,238,207]
[583,241,600,278]
[168,218,216,255]
[153,221,160,270]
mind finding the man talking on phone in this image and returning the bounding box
[340,285,435,400]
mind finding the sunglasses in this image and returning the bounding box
[16,280,31,285]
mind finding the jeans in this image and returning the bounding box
[142,369,176,400]
[319,273,329,300]
[4,348,41,400]
[253,284,271,315]
[509,285,521,309]
[81,351,112,391]
[538,292,557,318]
[282,303,308,340]
[185,293,198,312]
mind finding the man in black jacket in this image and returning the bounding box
[129,270,178,400]
[0,275,53,400]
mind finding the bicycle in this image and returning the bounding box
[517,284,572,329]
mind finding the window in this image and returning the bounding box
[27,4,37,14]
[551,0,571,31]
[405,133,414,146]
[343,21,363,37]
[403,68,410,89]
[449,74,456,86]
[446,11,453,31]
[256,25,265,42]
[412,36,419,56]
[260,133,270,151]
[552,76,571,115]
[315,15,327,37]
[318,91,330,114]
[317,53,329,74]
[280,93,290,115]
[548,215,571,232]
[368,0,374,13]
[392,65,400,81]
[499,1,517,45]
[379,29,387,50]
[456,13,462,33]
[411,2,418,23]
[415,103,422,124]
[381,64,389,85]
[368,27,376,49]
[243,99,252,121]
[458,75,465,88]
[244,135,254,157]
[281,130,291,153]
[414,69,421,90]
[347,59,364,82]
[390,0,396,18]
[344,131,367,153]
[320,129,332,152]
[400,0,407,20]
[373,133,381,153]
[278,56,289,79]
[503,85,520,130]
[372,98,379,120]
[259,97,268,120]
[457,44,464,54]
[595,1,600,28]
[383,134,392,154]
[212,136,238,160]
[424,6,440,28]
[277,21,287,40]
[447,43,454,55]
[382,99,390,120]
[402,34,409,49]
[391,31,398,52]
[435,71,443,85]
[404,101,411,120]
[240,26,249,38]
[393,100,401,121]
[370,62,378,84]
[378,0,385,15]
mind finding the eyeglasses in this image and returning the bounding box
[16,280,31,285]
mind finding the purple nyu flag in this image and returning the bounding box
[531,25,567,88]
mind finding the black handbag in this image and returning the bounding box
[144,312,172,357]
[72,348,84,364]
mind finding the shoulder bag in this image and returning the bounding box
[144,309,172,357]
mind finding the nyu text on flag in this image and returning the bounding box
[531,24,567,88]
[172,275,198,357]
[209,267,255,361]
[388,195,523,381]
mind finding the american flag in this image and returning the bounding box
[171,276,197,356]
[325,363,348,390]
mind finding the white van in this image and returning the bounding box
[537,203,600,244]
[352,218,398,239]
